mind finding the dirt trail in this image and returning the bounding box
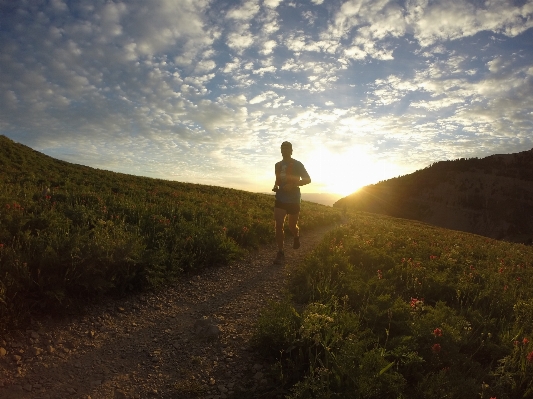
[0,224,338,399]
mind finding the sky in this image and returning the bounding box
[1,0,532,196]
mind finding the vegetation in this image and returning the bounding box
[254,212,533,399]
[0,135,342,331]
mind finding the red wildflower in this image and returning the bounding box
[410,297,424,309]
[432,343,441,353]
[5,204,10,209]
[433,328,443,337]
[377,269,383,279]
[523,337,529,345]
[527,351,533,363]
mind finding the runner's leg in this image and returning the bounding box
[288,212,299,239]
[274,206,287,252]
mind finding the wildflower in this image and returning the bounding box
[514,340,520,346]
[523,337,529,345]
[5,204,10,209]
[0,243,3,249]
[433,328,443,337]
[242,226,249,233]
[527,351,533,363]
[377,269,383,279]
[432,343,441,353]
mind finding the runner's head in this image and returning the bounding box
[281,141,293,158]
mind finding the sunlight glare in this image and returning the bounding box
[305,146,394,196]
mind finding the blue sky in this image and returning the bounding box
[1,0,532,196]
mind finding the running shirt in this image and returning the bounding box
[274,158,310,204]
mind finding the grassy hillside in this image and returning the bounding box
[0,135,342,331]
[334,149,533,244]
[254,212,533,399]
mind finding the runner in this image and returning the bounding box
[272,141,311,265]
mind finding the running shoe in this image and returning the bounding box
[293,236,300,249]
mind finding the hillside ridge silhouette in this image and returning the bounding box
[334,148,533,244]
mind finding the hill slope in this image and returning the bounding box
[0,135,341,330]
[334,148,533,243]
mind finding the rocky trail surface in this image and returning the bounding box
[0,224,337,399]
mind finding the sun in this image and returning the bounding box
[304,146,396,197]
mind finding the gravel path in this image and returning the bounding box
[0,224,337,399]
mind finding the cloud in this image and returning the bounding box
[226,0,261,20]
[0,0,532,193]
[407,0,533,47]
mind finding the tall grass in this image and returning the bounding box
[254,212,533,399]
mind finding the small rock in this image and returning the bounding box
[88,331,96,339]
[67,387,77,394]
[114,389,128,399]
[0,347,6,357]
[218,385,228,393]
[47,345,55,354]
[31,332,40,339]
[31,347,43,356]
[23,384,32,392]
[64,341,76,349]
[12,354,22,362]
[118,307,125,313]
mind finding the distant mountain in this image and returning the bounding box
[301,192,342,206]
[260,192,341,206]
[334,149,533,244]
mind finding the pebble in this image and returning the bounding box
[23,383,32,392]
[0,347,6,357]
[31,347,43,356]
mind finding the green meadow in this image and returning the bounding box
[254,213,533,399]
[3,135,533,398]
[0,136,341,331]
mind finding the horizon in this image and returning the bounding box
[1,1,532,195]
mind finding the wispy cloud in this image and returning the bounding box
[0,0,532,194]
